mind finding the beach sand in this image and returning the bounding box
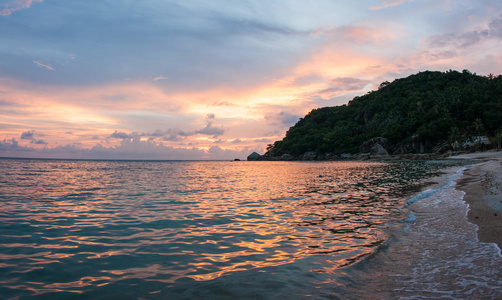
[453,151,502,249]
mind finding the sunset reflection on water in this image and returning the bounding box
[0,159,455,298]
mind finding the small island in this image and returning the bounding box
[249,70,502,161]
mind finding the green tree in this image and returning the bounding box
[267,70,502,157]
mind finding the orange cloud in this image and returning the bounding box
[0,77,283,153]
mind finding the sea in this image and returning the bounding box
[1,158,501,299]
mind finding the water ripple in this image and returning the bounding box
[0,159,468,298]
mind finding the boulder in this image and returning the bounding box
[340,153,352,159]
[247,152,262,161]
[370,143,389,157]
[325,152,337,160]
[393,146,408,155]
[360,137,389,154]
[281,153,294,160]
[358,153,370,160]
[303,151,317,160]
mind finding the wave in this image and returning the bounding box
[338,165,502,299]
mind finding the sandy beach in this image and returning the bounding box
[453,151,502,249]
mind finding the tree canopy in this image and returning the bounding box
[268,70,502,157]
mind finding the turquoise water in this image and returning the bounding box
[1,158,500,299]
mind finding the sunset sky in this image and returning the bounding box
[1,0,502,160]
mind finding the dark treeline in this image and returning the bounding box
[267,70,502,157]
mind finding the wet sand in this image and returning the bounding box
[453,151,502,249]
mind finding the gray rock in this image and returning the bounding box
[325,152,338,160]
[247,152,262,161]
[358,153,370,160]
[281,153,294,160]
[340,153,352,159]
[303,151,317,160]
[370,143,389,157]
[360,137,389,154]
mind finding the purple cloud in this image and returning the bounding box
[31,139,47,145]
[20,130,35,140]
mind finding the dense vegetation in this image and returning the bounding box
[268,70,502,157]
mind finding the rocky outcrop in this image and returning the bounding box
[358,153,370,160]
[370,143,389,157]
[246,142,461,161]
[303,151,317,160]
[357,137,390,159]
[360,137,389,154]
[325,153,337,160]
[247,152,262,161]
[281,153,294,160]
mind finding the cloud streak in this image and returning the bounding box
[0,0,43,16]
[424,16,502,50]
[370,0,414,10]
[33,60,55,71]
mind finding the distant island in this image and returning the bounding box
[249,70,502,161]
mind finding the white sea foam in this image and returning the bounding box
[390,167,502,298]
[341,166,502,299]
[404,167,464,207]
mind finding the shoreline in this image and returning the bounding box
[452,151,502,249]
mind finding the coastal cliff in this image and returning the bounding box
[251,70,502,161]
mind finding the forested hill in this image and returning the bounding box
[266,70,502,158]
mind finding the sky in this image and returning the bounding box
[1,0,502,160]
